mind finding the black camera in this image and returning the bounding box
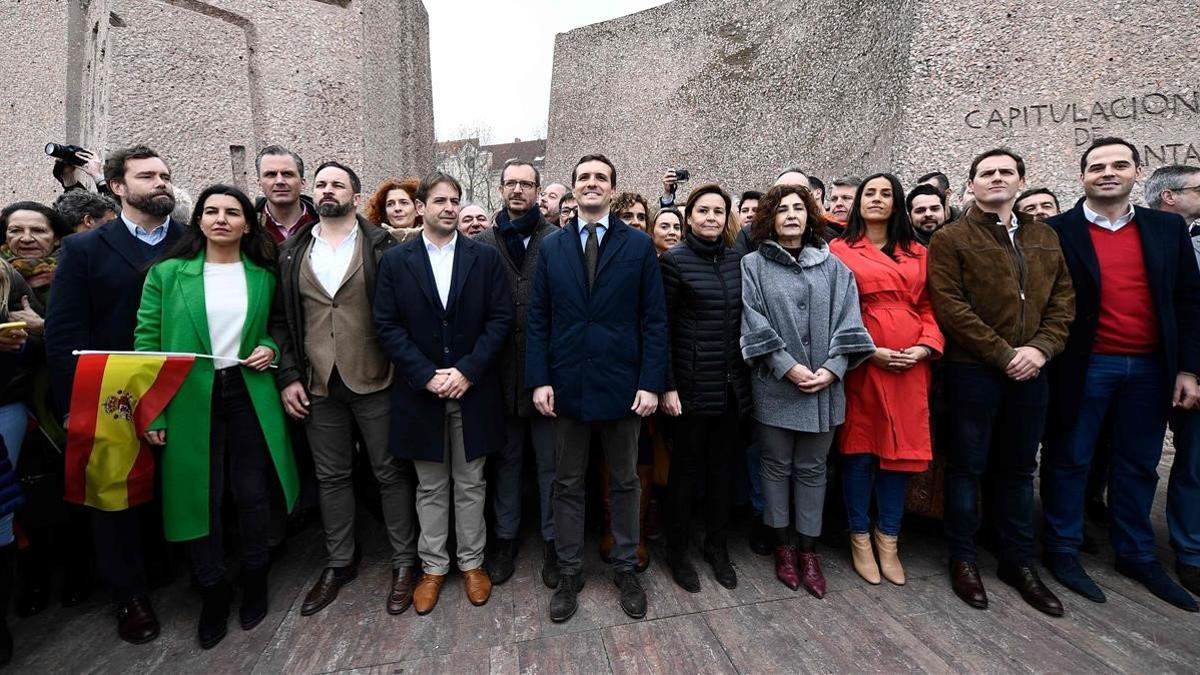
[675,169,690,182]
[45,143,87,166]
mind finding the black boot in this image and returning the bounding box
[0,544,15,667]
[239,567,268,631]
[198,580,232,649]
[749,516,772,556]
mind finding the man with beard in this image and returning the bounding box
[45,145,185,645]
[255,145,318,243]
[1042,138,1200,612]
[473,160,560,587]
[270,161,421,618]
[539,183,567,223]
[907,183,948,245]
[374,172,513,614]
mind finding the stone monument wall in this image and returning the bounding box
[1,0,435,203]
[545,0,1199,205]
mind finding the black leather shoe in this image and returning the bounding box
[998,563,1064,617]
[615,571,647,619]
[949,560,988,609]
[549,573,583,623]
[300,566,357,617]
[240,566,269,630]
[541,540,561,589]
[387,566,417,615]
[703,541,738,590]
[667,551,701,593]
[486,538,517,585]
[1177,561,1200,596]
[198,580,231,649]
[116,595,161,645]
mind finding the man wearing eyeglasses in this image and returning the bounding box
[1146,163,1200,597]
[557,192,577,228]
[473,160,561,587]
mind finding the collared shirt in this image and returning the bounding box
[578,212,610,250]
[308,223,359,297]
[1006,213,1020,246]
[1083,201,1136,232]
[264,201,313,241]
[423,231,458,308]
[121,212,169,246]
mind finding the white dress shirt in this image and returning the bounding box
[423,231,458,308]
[203,262,247,370]
[308,224,358,297]
[1083,202,1136,232]
[1006,213,1020,246]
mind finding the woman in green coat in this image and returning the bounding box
[135,184,298,650]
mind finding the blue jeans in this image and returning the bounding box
[1169,409,1200,565]
[1042,354,1167,563]
[0,402,29,546]
[943,363,1047,565]
[841,453,910,536]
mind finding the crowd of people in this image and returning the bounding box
[0,136,1199,660]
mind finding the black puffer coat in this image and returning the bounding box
[659,231,752,416]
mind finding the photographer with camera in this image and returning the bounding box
[45,144,111,197]
[659,169,690,209]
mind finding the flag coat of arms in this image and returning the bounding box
[65,352,195,510]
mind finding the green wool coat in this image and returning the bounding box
[135,251,299,542]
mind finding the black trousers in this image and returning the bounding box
[91,507,147,604]
[189,368,274,587]
[667,405,740,552]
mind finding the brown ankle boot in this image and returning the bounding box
[635,465,652,572]
[874,530,906,586]
[849,533,881,585]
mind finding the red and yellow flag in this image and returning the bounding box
[65,352,195,511]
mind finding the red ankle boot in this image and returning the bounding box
[797,552,826,599]
[774,545,800,590]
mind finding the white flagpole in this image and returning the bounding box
[71,350,277,367]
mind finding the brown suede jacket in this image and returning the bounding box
[927,205,1075,369]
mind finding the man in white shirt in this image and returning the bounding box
[270,161,420,618]
[373,172,514,615]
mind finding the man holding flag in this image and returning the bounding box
[44,146,184,645]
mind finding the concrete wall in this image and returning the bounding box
[545,0,1200,204]
[1,0,434,203]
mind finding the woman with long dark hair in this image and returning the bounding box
[135,184,298,649]
[740,184,874,598]
[659,184,751,592]
[829,173,943,587]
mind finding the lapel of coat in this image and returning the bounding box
[241,255,267,355]
[445,237,477,315]
[177,252,213,354]
[98,219,150,272]
[595,217,628,282]
[405,242,442,314]
[1134,206,1167,295]
[565,219,588,295]
[1054,207,1100,288]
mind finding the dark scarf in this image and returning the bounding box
[685,230,724,259]
[495,207,541,269]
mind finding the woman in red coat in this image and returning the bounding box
[830,173,943,587]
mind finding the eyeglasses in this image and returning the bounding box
[503,180,536,191]
[1169,185,1200,195]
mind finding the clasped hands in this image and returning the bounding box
[786,364,837,393]
[426,367,471,399]
[870,346,932,373]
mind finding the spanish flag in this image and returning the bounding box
[65,351,195,511]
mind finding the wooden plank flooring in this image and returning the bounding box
[7,448,1200,674]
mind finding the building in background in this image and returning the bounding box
[436,137,546,214]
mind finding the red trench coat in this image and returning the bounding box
[830,238,944,472]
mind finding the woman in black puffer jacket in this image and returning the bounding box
[658,183,752,593]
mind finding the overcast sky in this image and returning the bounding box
[427,0,670,143]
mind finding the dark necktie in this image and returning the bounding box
[584,222,599,292]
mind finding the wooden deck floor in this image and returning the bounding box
[9,445,1200,674]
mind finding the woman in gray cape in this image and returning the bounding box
[740,183,875,598]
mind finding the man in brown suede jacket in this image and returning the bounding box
[928,148,1074,618]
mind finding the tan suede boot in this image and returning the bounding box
[874,530,906,586]
[849,533,881,585]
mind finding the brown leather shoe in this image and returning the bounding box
[116,595,160,645]
[950,560,988,609]
[387,566,418,615]
[413,573,446,615]
[301,566,357,617]
[463,567,492,606]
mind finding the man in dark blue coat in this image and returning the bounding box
[526,153,668,623]
[44,145,184,645]
[374,172,513,615]
[1042,137,1200,612]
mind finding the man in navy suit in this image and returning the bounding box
[373,172,513,615]
[45,145,184,644]
[527,154,668,623]
[1042,137,1200,612]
